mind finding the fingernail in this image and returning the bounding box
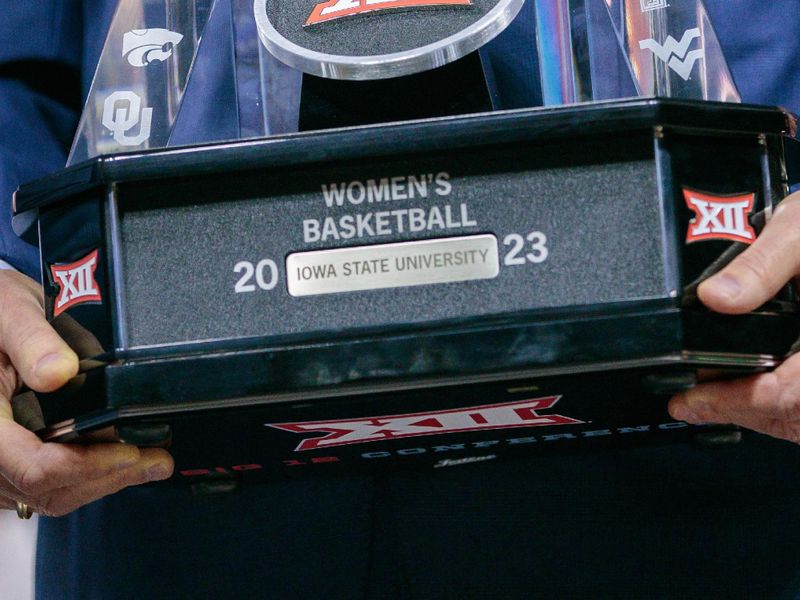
[34,353,70,380]
[708,273,741,301]
[146,462,172,482]
[671,404,700,423]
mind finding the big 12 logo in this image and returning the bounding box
[268,396,582,451]
[684,188,756,244]
[50,249,103,317]
[306,0,471,26]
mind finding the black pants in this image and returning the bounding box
[38,435,800,600]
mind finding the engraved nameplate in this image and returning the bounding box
[286,234,500,297]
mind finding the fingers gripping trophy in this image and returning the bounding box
[11,0,799,488]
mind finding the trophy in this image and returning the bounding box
[13,0,798,487]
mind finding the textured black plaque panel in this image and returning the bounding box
[119,142,664,347]
[264,0,501,56]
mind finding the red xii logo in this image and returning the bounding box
[306,0,472,26]
[268,396,583,451]
[50,249,102,317]
[684,188,756,244]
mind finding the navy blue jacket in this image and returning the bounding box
[2,2,800,599]
[3,0,800,275]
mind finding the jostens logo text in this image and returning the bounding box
[640,0,668,12]
[683,188,756,244]
[306,0,472,26]
[267,396,583,451]
[50,249,102,317]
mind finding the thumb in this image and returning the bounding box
[0,271,78,392]
[698,194,800,314]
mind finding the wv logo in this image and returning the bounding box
[639,28,704,81]
[123,28,184,67]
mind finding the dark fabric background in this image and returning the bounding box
[0,1,798,598]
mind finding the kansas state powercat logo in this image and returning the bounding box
[268,396,582,451]
[122,28,184,67]
[639,28,704,81]
[50,250,102,317]
[254,0,521,80]
[306,0,472,26]
[684,189,756,244]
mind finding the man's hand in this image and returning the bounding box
[0,270,173,517]
[668,192,800,443]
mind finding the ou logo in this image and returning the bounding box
[102,91,153,147]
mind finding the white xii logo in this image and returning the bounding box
[51,249,102,316]
[684,189,756,244]
[639,27,704,81]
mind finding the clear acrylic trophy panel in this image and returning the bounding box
[68,0,215,165]
[601,0,740,103]
[68,0,741,165]
[533,0,740,105]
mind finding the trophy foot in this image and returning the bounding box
[691,426,743,447]
[115,423,172,447]
[190,477,241,497]
[640,372,697,395]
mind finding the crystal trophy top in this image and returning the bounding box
[68,0,741,166]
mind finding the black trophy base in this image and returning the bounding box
[14,98,800,486]
[23,365,741,490]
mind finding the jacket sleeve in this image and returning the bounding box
[0,3,84,277]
